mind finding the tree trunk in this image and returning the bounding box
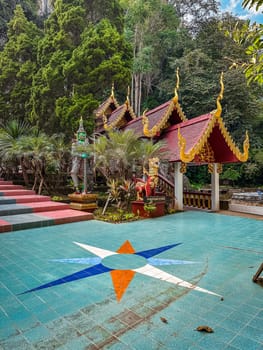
[134,73,140,115]
[20,159,29,186]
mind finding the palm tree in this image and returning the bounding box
[0,119,34,183]
[17,132,57,194]
[90,130,167,182]
[47,134,71,190]
[87,129,168,209]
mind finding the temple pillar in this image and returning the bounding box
[174,162,184,211]
[211,163,220,211]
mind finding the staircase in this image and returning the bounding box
[157,173,175,207]
[0,179,93,233]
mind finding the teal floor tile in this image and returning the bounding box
[0,211,262,349]
[229,334,262,349]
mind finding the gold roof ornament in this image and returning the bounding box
[103,113,111,130]
[214,72,224,118]
[111,82,115,97]
[173,67,180,104]
[142,109,158,138]
[142,68,186,138]
[177,72,249,163]
[103,88,136,131]
[178,128,193,163]
[94,83,119,120]
[126,86,130,105]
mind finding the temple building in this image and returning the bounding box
[94,72,249,212]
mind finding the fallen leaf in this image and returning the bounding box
[195,325,214,333]
[160,317,168,324]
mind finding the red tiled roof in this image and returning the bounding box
[145,100,185,130]
[107,105,125,124]
[105,102,136,129]
[123,117,145,137]
[207,124,240,163]
[161,113,246,163]
[161,114,212,162]
[123,100,186,138]
[94,96,119,117]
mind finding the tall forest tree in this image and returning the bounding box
[60,19,132,135]
[0,0,41,48]
[0,5,42,125]
[29,0,86,136]
[123,0,182,116]
[29,0,131,137]
[83,0,124,33]
[169,0,219,33]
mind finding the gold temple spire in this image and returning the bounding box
[173,68,180,103]
[111,82,115,97]
[126,86,130,105]
[142,109,158,138]
[214,72,224,118]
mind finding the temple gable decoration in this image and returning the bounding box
[94,84,120,131]
[103,88,137,131]
[142,68,187,138]
[165,73,249,164]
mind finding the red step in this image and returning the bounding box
[0,189,36,196]
[0,184,24,190]
[37,209,93,224]
[0,178,94,232]
[22,201,70,213]
[0,180,13,185]
[8,195,51,203]
[0,210,93,233]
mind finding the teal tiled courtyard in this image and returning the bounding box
[0,211,262,349]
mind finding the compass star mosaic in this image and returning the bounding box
[21,240,222,301]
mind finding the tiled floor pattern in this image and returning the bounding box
[0,211,262,349]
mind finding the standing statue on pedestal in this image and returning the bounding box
[135,157,160,200]
[68,117,98,211]
[70,117,89,193]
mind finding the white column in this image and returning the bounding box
[211,163,220,211]
[174,162,184,211]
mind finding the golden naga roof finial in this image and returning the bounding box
[103,113,111,130]
[173,67,180,104]
[214,72,224,118]
[178,128,194,163]
[240,130,250,162]
[111,82,115,97]
[142,109,158,137]
[126,86,130,105]
[142,109,148,126]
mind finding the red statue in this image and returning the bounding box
[135,157,159,200]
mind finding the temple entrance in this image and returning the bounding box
[93,73,249,213]
[158,162,219,212]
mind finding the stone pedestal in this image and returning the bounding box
[68,193,98,212]
[131,200,165,218]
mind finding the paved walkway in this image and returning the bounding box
[0,211,262,349]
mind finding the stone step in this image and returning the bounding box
[0,201,70,216]
[0,195,51,204]
[0,209,93,233]
[0,184,24,190]
[0,179,94,233]
[0,180,13,185]
[0,189,36,196]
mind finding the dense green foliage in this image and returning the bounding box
[0,6,42,125]
[0,0,262,187]
[0,0,132,137]
[0,0,40,48]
